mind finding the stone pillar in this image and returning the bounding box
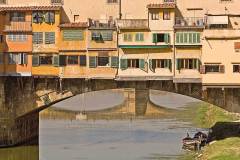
[135,88,150,116]
[123,88,135,115]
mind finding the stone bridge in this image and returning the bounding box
[0,77,240,147]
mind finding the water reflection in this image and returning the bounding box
[0,146,39,160]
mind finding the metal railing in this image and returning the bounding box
[4,21,32,32]
[175,17,205,28]
[51,0,63,5]
[117,19,148,29]
[89,19,116,29]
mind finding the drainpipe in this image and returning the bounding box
[119,0,122,19]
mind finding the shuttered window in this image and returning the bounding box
[63,30,84,41]
[135,33,144,42]
[33,32,43,44]
[32,11,44,23]
[176,59,200,70]
[111,56,119,68]
[101,31,113,41]
[152,33,170,43]
[18,53,27,65]
[32,55,39,67]
[92,31,113,41]
[176,32,201,44]
[79,55,87,66]
[123,33,132,42]
[45,32,55,44]
[89,56,97,68]
[8,53,17,64]
[120,59,128,70]
[45,11,55,23]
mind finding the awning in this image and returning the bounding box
[207,16,228,25]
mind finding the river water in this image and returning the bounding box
[0,91,203,160]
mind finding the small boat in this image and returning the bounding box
[182,132,208,151]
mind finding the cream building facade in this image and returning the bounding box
[0,0,240,86]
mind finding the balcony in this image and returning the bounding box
[174,17,205,29]
[88,19,116,30]
[51,0,63,5]
[117,19,149,30]
[4,21,32,32]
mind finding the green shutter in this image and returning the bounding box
[53,55,59,67]
[79,55,87,66]
[123,34,128,42]
[89,56,97,68]
[168,59,172,71]
[120,59,128,70]
[196,33,201,43]
[193,59,197,69]
[63,30,84,41]
[184,33,188,43]
[193,33,197,43]
[139,59,145,70]
[101,31,113,41]
[164,33,170,43]
[45,32,55,44]
[189,33,193,43]
[59,55,66,66]
[176,33,180,43]
[176,59,181,70]
[111,56,119,68]
[149,59,156,73]
[152,33,157,43]
[180,33,184,43]
[32,55,39,67]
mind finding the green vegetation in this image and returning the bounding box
[192,103,238,128]
[200,137,240,160]
[179,102,240,160]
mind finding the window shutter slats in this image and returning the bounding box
[139,59,145,70]
[53,55,59,67]
[32,55,39,67]
[63,30,84,41]
[89,56,97,68]
[111,56,119,68]
[120,59,128,70]
[200,65,206,74]
[45,32,55,44]
[149,59,156,73]
[79,55,87,66]
[152,33,157,43]
[59,55,66,66]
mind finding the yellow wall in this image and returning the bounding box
[32,10,60,53]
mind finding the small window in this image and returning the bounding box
[45,32,55,44]
[63,30,84,41]
[177,59,199,70]
[151,12,159,20]
[8,53,17,64]
[127,59,139,68]
[123,33,132,42]
[39,56,53,65]
[33,32,43,44]
[153,33,165,43]
[79,55,87,66]
[67,56,78,65]
[205,65,224,73]
[7,33,27,42]
[163,11,171,20]
[74,15,80,22]
[45,11,55,24]
[98,56,109,66]
[107,0,118,3]
[135,33,144,42]
[233,65,240,73]
[10,12,25,22]
[32,11,44,23]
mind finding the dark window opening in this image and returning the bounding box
[205,65,220,73]
[40,56,52,65]
[98,57,109,66]
[127,59,139,68]
[233,65,240,73]
[67,56,78,65]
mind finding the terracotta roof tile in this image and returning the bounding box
[147,3,176,9]
[0,5,61,11]
[59,22,88,28]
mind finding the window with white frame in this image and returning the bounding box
[7,33,27,42]
[150,12,160,20]
[163,11,171,20]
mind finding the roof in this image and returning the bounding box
[0,5,62,11]
[147,3,176,9]
[59,22,89,28]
